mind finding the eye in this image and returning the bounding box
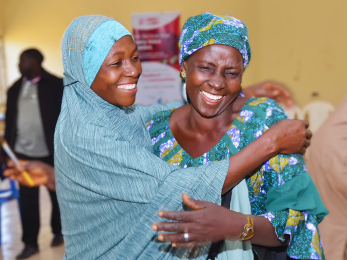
[198,66,213,72]
[111,61,122,66]
[132,56,140,61]
[225,72,239,78]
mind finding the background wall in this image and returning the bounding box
[0,0,3,36]
[0,0,346,107]
[256,0,347,107]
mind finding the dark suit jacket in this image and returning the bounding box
[4,69,64,157]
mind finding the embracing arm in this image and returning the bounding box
[221,119,310,194]
[13,118,310,197]
[153,194,286,247]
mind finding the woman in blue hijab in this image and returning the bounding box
[55,15,312,259]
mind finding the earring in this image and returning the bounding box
[180,70,186,79]
[182,82,188,103]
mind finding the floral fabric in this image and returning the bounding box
[147,97,325,259]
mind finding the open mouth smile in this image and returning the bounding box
[200,90,224,103]
[117,84,136,90]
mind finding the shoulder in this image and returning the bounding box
[233,97,288,143]
[146,109,173,135]
[41,70,64,86]
[246,97,284,112]
[8,78,22,92]
[243,97,288,124]
[6,79,22,101]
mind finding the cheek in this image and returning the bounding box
[226,79,242,93]
[136,62,142,75]
[187,70,207,87]
[101,70,121,86]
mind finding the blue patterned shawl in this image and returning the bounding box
[55,15,229,259]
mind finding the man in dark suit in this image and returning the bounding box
[4,49,64,259]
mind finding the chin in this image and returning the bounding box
[198,111,219,118]
[193,105,220,118]
[118,98,136,107]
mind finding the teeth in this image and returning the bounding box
[117,84,136,90]
[201,90,223,100]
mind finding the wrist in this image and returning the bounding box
[262,131,279,158]
[238,214,254,241]
[225,212,248,240]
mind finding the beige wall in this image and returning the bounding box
[0,0,3,36]
[1,0,346,106]
[255,0,347,107]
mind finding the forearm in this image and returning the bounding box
[251,215,288,247]
[223,212,287,247]
[223,131,276,194]
[242,87,254,97]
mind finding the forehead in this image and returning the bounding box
[192,44,242,61]
[187,44,243,68]
[106,35,137,56]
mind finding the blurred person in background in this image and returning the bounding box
[308,96,347,260]
[4,48,63,259]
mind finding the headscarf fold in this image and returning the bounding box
[179,13,251,68]
[55,15,230,259]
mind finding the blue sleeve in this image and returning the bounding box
[246,98,325,259]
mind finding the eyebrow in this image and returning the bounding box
[198,61,239,70]
[197,61,216,67]
[110,46,138,57]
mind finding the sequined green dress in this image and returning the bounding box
[147,97,325,259]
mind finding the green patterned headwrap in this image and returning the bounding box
[179,13,251,68]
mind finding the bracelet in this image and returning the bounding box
[238,214,254,241]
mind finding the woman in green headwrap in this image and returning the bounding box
[149,13,327,260]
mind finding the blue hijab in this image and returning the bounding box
[55,15,229,259]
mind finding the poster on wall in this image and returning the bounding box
[132,12,182,106]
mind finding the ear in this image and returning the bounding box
[181,60,187,72]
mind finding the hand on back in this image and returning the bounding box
[266,119,311,155]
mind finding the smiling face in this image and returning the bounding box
[90,35,142,107]
[182,44,244,118]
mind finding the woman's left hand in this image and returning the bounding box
[152,194,246,248]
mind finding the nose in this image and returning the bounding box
[208,74,225,90]
[123,60,141,78]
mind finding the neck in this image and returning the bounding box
[186,105,235,136]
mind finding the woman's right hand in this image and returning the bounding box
[266,119,311,155]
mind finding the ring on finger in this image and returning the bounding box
[184,232,189,242]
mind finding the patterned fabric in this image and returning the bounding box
[55,15,231,259]
[147,97,326,260]
[179,13,251,68]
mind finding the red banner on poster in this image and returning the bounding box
[132,12,182,105]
